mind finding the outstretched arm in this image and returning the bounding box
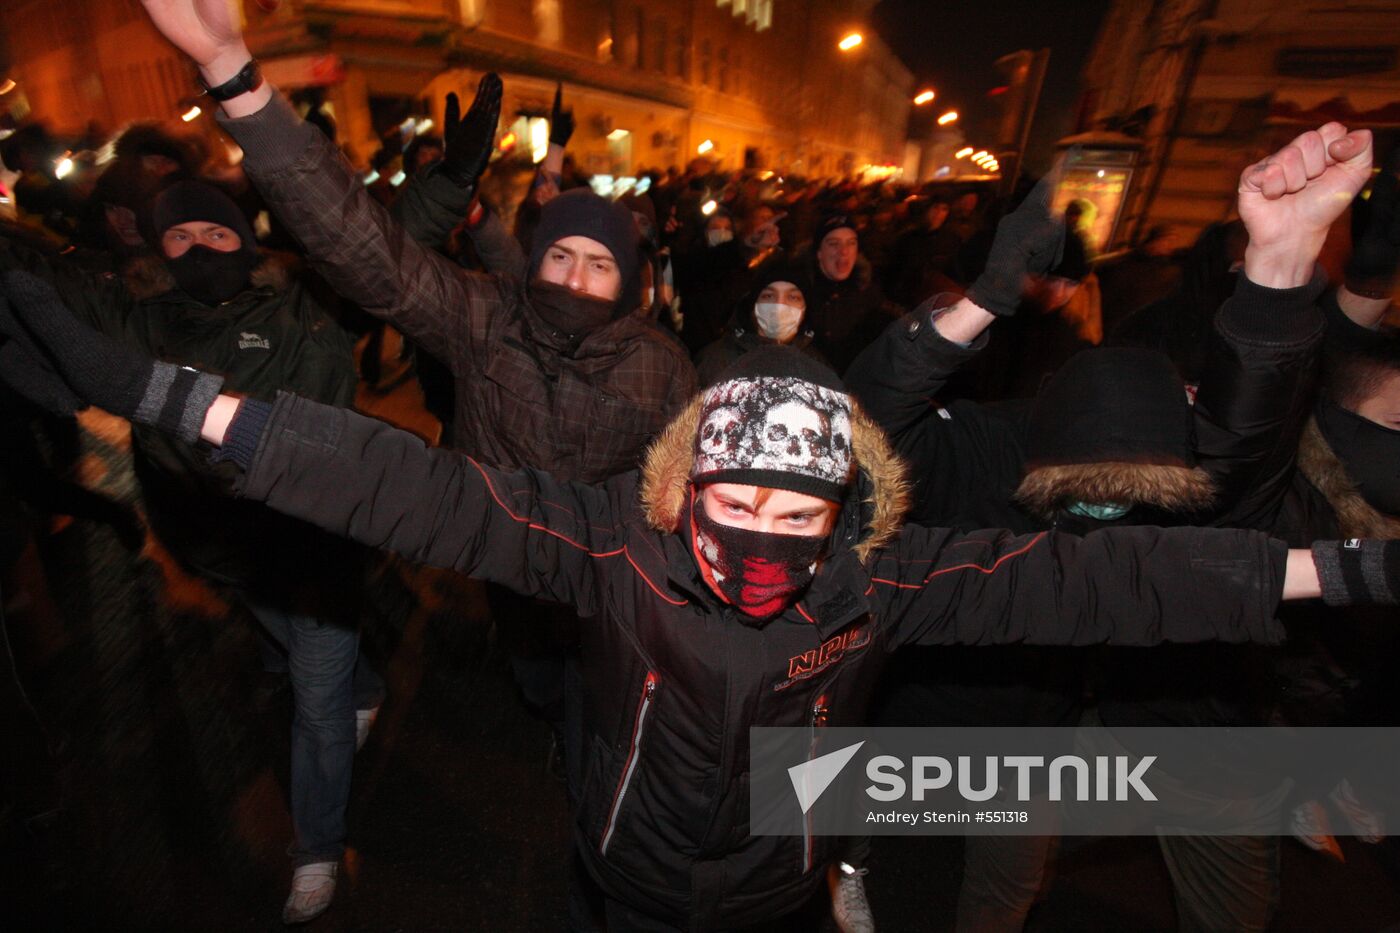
[0,268,617,610]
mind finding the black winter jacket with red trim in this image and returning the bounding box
[233,391,1288,930]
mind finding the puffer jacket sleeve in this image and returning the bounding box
[234,392,619,614]
[1192,271,1326,529]
[878,523,1287,648]
[216,94,504,374]
[844,301,986,437]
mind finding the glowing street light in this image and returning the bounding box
[701,199,718,216]
[838,33,863,51]
[697,138,714,155]
[971,150,989,162]
[181,105,202,122]
[954,147,974,159]
[937,110,958,126]
[54,155,74,179]
[913,89,935,106]
[0,79,16,96]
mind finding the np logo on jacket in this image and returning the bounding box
[778,624,872,690]
[238,332,271,350]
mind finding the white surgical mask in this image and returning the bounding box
[706,228,733,247]
[753,302,803,342]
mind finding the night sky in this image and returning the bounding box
[872,0,1112,174]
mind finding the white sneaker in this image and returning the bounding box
[355,705,380,753]
[282,861,337,925]
[829,861,875,933]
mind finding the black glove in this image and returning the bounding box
[965,169,1067,317]
[0,270,223,443]
[1346,158,1400,299]
[440,72,504,189]
[549,83,574,147]
[1311,539,1400,606]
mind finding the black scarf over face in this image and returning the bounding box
[529,280,618,340]
[165,245,257,306]
[1315,396,1400,516]
[693,504,827,626]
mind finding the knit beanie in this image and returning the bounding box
[815,210,858,246]
[527,188,641,315]
[692,346,854,502]
[151,180,258,262]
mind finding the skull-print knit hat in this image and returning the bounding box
[692,346,854,502]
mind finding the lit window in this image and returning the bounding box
[533,0,561,45]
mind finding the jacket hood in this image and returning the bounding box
[639,391,909,563]
[1014,348,1216,519]
[124,250,296,300]
[1014,461,1216,519]
[1298,415,1400,539]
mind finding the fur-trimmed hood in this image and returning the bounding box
[1298,415,1400,539]
[1014,460,1216,519]
[122,250,298,301]
[638,390,910,563]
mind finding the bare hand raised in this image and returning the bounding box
[1238,123,1372,287]
[141,0,245,68]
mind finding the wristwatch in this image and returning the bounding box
[198,60,263,102]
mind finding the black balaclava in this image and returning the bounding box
[152,180,259,307]
[1315,395,1400,516]
[690,347,853,623]
[526,188,641,338]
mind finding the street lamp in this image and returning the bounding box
[954,147,974,159]
[697,139,714,155]
[838,32,863,51]
[913,89,935,106]
[937,110,958,126]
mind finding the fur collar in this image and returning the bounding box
[123,250,297,300]
[1298,416,1400,539]
[639,393,910,563]
[1014,461,1216,520]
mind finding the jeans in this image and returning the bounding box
[247,600,364,867]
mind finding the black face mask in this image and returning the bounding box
[529,280,618,339]
[1316,397,1400,516]
[165,245,256,306]
[693,504,827,626]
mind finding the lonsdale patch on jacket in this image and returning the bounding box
[238,332,272,350]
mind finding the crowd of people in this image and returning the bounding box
[3,2,1400,931]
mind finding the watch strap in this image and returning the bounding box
[199,60,263,102]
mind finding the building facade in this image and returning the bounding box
[2,0,913,177]
[1074,0,1400,249]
